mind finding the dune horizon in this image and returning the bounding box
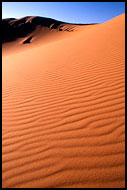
[2,15,98,57]
[2,13,125,188]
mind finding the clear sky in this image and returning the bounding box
[2,2,125,24]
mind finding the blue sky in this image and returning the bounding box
[2,2,125,24]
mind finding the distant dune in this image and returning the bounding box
[2,16,97,42]
[2,14,125,188]
[2,16,97,56]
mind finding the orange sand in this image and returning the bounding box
[2,14,125,188]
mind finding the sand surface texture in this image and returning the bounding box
[2,14,125,188]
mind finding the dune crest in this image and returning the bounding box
[2,14,125,188]
[2,16,97,56]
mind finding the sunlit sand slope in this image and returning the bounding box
[2,14,125,188]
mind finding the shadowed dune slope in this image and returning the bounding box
[2,13,125,188]
[2,16,96,56]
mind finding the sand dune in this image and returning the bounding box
[2,16,95,56]
[2,14,125,188]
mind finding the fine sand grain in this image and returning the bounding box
[2,14,125,188]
